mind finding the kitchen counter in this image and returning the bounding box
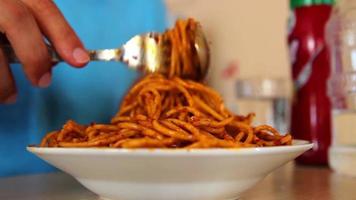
[0,162,355,200]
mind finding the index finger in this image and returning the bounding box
[23,0,89,67]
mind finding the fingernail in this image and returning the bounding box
[4,94,17,104]
[38,72,52,88]
[73,48,89,64]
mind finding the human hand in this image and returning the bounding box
[0,0,89,104]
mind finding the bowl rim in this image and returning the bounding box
[27,139,313,156]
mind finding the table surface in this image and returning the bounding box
[0,162,355,200]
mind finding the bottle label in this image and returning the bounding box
[294,45,324,90]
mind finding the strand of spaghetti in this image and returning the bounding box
[280,134,292,145]
[109,130,140,147]
[134,114,148,121]
[137,119,153,128]
[142,93,153,117]
[175,20,185,76]
[147,88,162,119]
[160,120,191,137]
[184,141,204,148]
[167,30,175,77]
[229,121,254,144]
[175,96,184,108]
[71,138,85,143]
[121,78,167,106]
[169,28,180,77]
[40,131,59,147]
[57,129,70,142]
[173,28,181,77]
[257,140,277,146]
[168,32,174,77]
[121,138,176,148]
[166,118,203,140]
[117,122,142,130]
[148,83,174,92]
[192,95,224,120]
[112,139,130,148]
[191,116,234,127]
[207,139,240,148]
[57,121,85,141]
[161,92,172,112]
[111,116,132,124]
[90,132,116,143]
[122,138,166,148]
[199,130,218,139]
[66,120,86,135]
[142,128,164,140]
[185,19,194,76]
[172,80,194,106]
[186,138,239,148]
[221,130,235,141]
[235,132,245,142]
[86,126,99,140]
[197,93,221,114]
[91,124,119,131]
[152,120,194,141]
[200,126,229,140]
[117,101,138,116]
[219,104,231,118]
[255,131,280,141]
[58,134,124,147]
[200,126,226,134]
[177,19,190,75]
[185,19,195,76]
[151,90,161,119]
[178,112,187,121]
[165,106,203,118]
[254,125,280,136]
[134,107,146,118]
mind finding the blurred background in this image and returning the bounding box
[166,0,289,84]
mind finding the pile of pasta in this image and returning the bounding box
[40,18,292,148]
[40,74,292,148]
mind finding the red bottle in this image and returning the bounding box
[288,0,334,165]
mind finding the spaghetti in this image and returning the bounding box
[164,18,199,79]
[40,19,292,148]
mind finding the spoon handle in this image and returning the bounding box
[2,43,62,63]
[2,43,122,63]
[88,49,122,62]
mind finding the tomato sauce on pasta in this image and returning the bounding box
[40,19,292,148]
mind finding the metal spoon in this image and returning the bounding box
[2,26,210,81]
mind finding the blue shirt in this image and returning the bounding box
[0,0,166,177]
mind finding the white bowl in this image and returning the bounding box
[28,140,312,200]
